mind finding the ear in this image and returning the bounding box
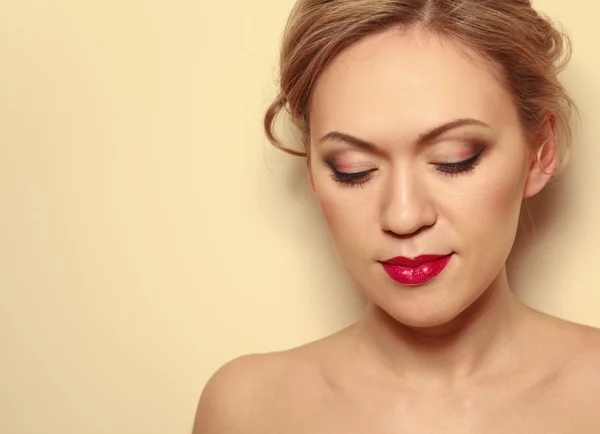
[523,115,558,199]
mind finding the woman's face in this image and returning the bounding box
[308,28,549,328]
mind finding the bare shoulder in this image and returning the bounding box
[561,321,600,379]
[192,352,290,434]
[192,332,348,434]
[542,316,600,398]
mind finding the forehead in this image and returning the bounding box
[309,27,518,143]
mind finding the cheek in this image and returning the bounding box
[448,157,527,246]
[484,173,523,214]
[312,168,344,225]
[313,180,378,252]
[318,188,366,234]
[481,152,528,218]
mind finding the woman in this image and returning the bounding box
[194,1,600,432]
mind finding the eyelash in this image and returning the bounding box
[327,149,485,187]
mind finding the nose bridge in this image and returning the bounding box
[381,165,436,236]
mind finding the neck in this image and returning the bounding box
[353,268,528,388]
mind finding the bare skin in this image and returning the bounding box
[194,27,600,432]
[194,279,600,433]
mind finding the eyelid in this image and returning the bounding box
[325,160,375,187]
[434,148,485,175]
[325,159,374,173]
[437,147,485,165]
[325,146,486,187]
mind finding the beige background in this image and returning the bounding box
[0,1,598,433]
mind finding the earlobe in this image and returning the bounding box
[523,115,558,199]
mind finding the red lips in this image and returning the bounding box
[381,253,454,286]
[382,254,451,267]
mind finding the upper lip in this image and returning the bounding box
[382,254,452,268]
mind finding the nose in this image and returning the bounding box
[380,168,437,237]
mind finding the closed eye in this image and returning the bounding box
[325,147,486,187]
[326,161,374,187]
[435,148,485,176]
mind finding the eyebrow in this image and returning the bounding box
[319,118,491,151]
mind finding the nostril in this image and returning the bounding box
[382,223,432,239]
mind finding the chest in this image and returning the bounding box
[262,382,600,434]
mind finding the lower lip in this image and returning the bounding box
[381,254,454,286]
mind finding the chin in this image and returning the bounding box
[388,307,463,331]
[370,287,476,332]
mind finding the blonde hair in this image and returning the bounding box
[264,0,577,173]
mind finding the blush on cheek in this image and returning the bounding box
[319,198,338,227]
[473,166,526,238]
[315,186,367,241]
[315,188,343,228]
